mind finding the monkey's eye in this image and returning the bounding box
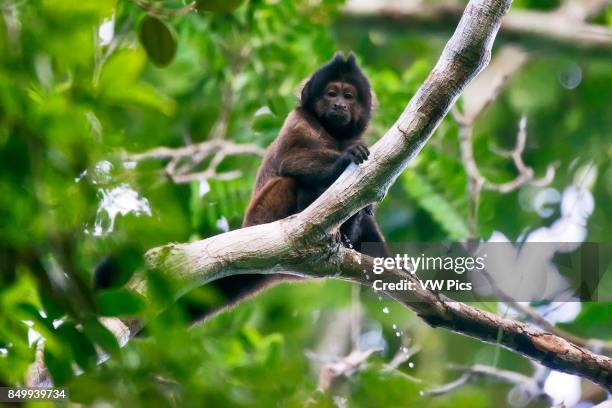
[327,90,337,97]
[344,93,354,100]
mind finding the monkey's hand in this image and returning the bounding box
[342,142,370,165]
[325,142,370,185]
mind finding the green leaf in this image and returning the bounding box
[251,107,280,132]
[15,303,55,335]
[99,49,145,86]
[96,289,145,317]
[97,49,176,114]
[82,319,120,356]
[42,0,114,20]
[15,303,44,322]
[69,375,107,404]
[39,291,65,321]
[44,348,73,386]
[56,322,98,371]
[138,16,177,68]
[145,269,176,308]
[402,171,469,240]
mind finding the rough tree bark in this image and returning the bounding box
[27,0,612,393]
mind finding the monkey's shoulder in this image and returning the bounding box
[277,108,337,148]
[281,108,322,138]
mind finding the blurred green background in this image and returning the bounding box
[0,0,610,406]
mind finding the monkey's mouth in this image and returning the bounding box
[325,110,351,126]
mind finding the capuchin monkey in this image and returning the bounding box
[94,53,389,320]
[243,52,384,246]
[211,52,389,314]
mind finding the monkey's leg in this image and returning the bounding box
[242,177,297,227]
[354,215,390,258]
[340,211,365,247]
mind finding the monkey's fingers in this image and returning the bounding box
[354,143,370,158]
[361,144,370,156]
[355,144,370,161]
[349,152,364,164]
[350,147,368,163]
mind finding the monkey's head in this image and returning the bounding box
[301,53,372,139]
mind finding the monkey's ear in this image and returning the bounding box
[332,52,344,64]
[299,78,312,107]
[346,52,357,66]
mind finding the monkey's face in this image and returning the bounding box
[315,81,361,129]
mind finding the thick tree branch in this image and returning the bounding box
[504,296,612,356]
[27,0,612,394]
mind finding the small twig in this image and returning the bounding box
[317,348,382,391]
[382,344,422,384]
[424,372,472,397]
[482,116,557,193]
[384,344,420,371]
[171,169,243,183]
[455,111,557,236]
[451,45,536,237]
[424,363,552,403]
[123,140,265,183]
[454,112,484,237]
[132,0,196,17]
[454,46,556,197]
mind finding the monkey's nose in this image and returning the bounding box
[333,103,347,111]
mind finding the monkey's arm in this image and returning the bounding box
[279,148,345,186]
[279,143,369,187]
